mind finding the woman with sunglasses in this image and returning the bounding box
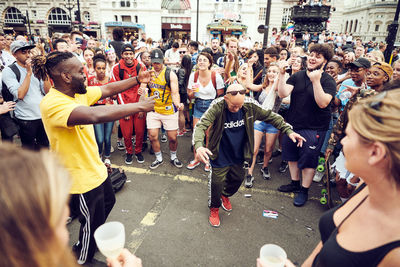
[186,52,225,171]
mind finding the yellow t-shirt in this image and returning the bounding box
[40,87,108,194]
[148,67,176,115]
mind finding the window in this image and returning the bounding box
[112,1,116,7]
[259,7,266,21]
[375,24,380,31]
[48,8,70,25]
[282,8,291,26]
[134,15,138,23]
[120,1,125,7]
[120,1,130,7]
[114,15,118,21]
[83,12,90,22]
[32,10,37,18]
[4,7,24,24]
[121,15,131,22]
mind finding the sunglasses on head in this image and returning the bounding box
[227,89,246,96]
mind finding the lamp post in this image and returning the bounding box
[384,0,400,63]
[196,0,199,42]
[262,0,272,48]
[63,0,75,29]
[76,0,83,32]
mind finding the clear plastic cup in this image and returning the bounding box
[259,244,287,267]
[339,91,352,101]
[94,221,125,259]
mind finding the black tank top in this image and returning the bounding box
[313,183,400,267]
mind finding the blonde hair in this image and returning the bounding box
[367,50,385,63]
[348,89,400,182]
[0,144,75,267]
[226,37,238,48]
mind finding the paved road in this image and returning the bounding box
[68,132,335,266]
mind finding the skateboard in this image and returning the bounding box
[320,156,334,208]
[313,156,325,182]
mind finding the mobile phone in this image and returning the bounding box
[75,37,83,45]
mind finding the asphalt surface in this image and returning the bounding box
[68,131,337,267]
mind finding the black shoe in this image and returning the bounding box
[261,167,271,180]
[278,182,300,193]
[294,191,308,207]
[171,158,183,168]
[256,154,264,165]
[150,159,163,169]
[272,149,282,157]
[278,160,288,173]
[125,153,133,165]
[135,153,144,163]
[245,174,254,188]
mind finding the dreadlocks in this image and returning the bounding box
[32,51,74,81]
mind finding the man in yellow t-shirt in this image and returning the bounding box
[147,48,184,169]
[34,51,154,265]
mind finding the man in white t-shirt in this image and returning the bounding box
[164,41,180,70]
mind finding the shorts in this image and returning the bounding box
[193,98,213,119]
[146,111,179,131]
[282,129,327,169]
[254,121,279,134]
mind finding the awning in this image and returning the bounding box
[207,19,247,32]
[104,21,145,31]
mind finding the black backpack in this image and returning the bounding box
[108,167,127,193]
[118,62,141,81]
[1,62,20,102]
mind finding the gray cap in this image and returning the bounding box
[10,40,35,54]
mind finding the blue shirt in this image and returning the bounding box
[191,52,199,66]
[2,63,44,120]
[211,109,246,168]
[337,79,369,111]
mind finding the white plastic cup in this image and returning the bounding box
[259,244,287,267]
[94,221,125,259]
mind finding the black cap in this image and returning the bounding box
[121,44,135,54]
[150,48,164,64]
[349,57,371,69]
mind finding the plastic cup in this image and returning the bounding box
[94,221,125,259]
[259,244,287,267]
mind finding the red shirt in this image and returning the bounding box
[88,76,113,105]
[110,59,146,104]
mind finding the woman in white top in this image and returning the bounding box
[187,52,224,171]
[244,63,282,185]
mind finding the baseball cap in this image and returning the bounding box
[349,57,371,69]
[10,40,35,54]
[373,62,393,78]
[121,44,135,54]
[150,49,164,64]
[134,42,146,51]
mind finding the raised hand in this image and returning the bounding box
[138,70,155,84]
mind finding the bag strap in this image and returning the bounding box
[194,70,199,83]
[118,64,124,81]
[9,63,21,82]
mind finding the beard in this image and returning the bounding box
[307,62,324,72]
[72,76,87,94]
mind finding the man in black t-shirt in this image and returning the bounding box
[276,44,336,207]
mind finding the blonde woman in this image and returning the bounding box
[0,144,142,267]
[244,63,281,187]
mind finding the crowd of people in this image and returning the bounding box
[0,25,400,266]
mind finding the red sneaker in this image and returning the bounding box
[221,195,232,211]
[209,208,220,227]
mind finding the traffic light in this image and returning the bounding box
[74,10,80,21]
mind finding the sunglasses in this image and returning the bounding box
[368,91,387,123]
[227,89,246,96]
[179,51,186,54]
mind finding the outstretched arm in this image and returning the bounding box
[100,69,154,99]
[67,96,155,126]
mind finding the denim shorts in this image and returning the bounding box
[282,129,327,169]
[254,121,279,134]
[193,98,213,119]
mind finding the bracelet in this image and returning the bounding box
[136,76,141,84]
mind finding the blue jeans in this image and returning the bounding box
[94,121,114,157]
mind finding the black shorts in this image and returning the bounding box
[282,129,326,169]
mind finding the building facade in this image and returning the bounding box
[341,0,399,42]
[0,0,101,38]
